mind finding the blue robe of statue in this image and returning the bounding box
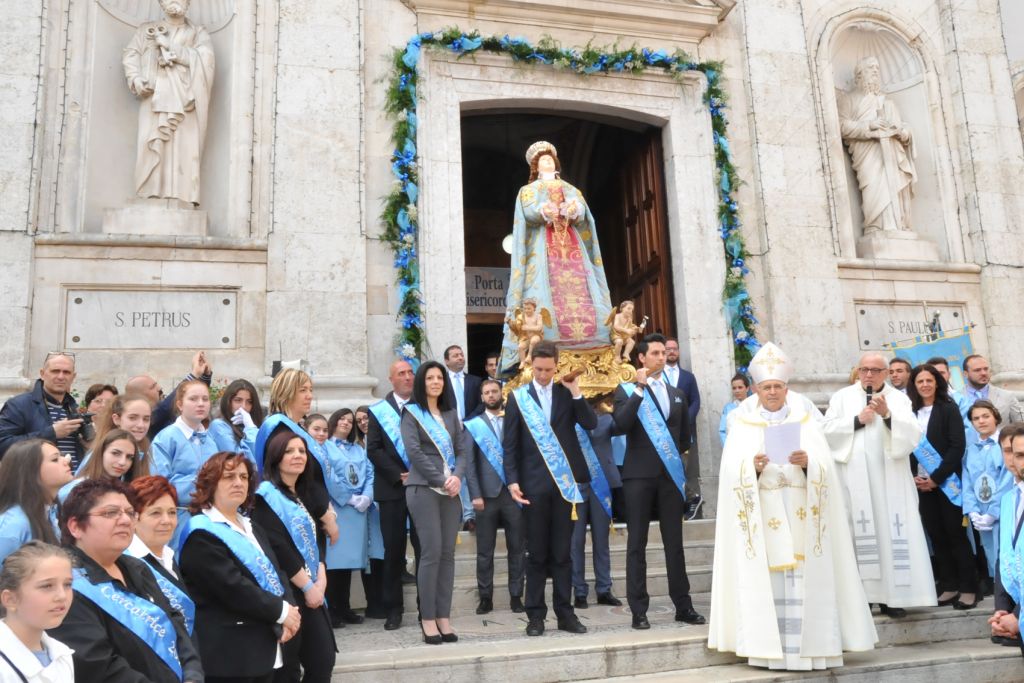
[499,177,613,375]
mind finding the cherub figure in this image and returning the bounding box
[606,300,647,363]
[507,298,551,367]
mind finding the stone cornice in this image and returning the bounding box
[404,0,735,47]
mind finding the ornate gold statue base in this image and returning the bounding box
[503,346,636,401]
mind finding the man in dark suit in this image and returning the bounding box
[462,379,525,615]
[504,340,597,636]
[443,344,483,419]
[990,426,1024,655]
[664,337,703,519]
[614,333,705,629]
[366,359,420,630]
[484,351,505,386]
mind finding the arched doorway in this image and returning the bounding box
[460,111,675,376]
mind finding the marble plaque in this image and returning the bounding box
[65,289,237,349]
[855,301,967,350]
[465,267,510,314]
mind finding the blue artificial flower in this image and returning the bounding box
[720,172,730,193]
[397,208,410,231]
[450,38,463,52]
[612,61,625,72]
[403,41,420,68]
[405,181,418,204]
[462,35,482,51]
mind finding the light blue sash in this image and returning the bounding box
[575,426,613,518]
[72,567,184,680]
[999,491,1024,606]
[254,414,323,475]
[464,415,505,486]
[512,386,584,507]
[369,400,409,467]
[621,383,686,495]
[136,560,195,635]
[179,513,285,596]
[404,404,456,471]
[913,434,962,506]
[255,481,320,581]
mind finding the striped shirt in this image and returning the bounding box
[45,398,80,469]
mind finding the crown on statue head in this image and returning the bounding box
[526,141,558,165]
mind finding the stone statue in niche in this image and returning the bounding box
[122,0,215,206]
[837,57,917,234]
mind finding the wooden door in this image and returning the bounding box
[618,130,675,336]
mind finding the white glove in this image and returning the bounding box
[353,495,372,513]
[347,494,360,508]
[969,512,983,527]
[231,408,256,431]
[977,513,997,530]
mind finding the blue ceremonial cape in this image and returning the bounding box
[999,489,1024,606]
[913,434,962,506]
[72,567,184,680]
[178,513,285,597]
[255,481,320,581]
[575,425,613,518]
[368,400,409,467]
[404,404,457,471]
[135,560,195,635]
[464,415,505,486]
[621,383,686,495]
[512,386,584,509]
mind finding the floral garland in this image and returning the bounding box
[382,29,760,369]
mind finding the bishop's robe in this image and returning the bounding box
[709,392,877,670]
[823,383,936,608]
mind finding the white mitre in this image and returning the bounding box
[748,342,794,385]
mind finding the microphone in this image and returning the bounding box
[865,385,874,406]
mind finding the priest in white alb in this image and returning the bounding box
[823,352,936,618]
[709,343,877,671]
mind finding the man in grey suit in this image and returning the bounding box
[963,354,1024,423]
[462,379,526,615]
[571,404,623,609]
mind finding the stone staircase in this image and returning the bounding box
[333,520,1020,682]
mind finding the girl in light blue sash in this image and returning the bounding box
[252,430,336,683]
[151,380,220,544]
[321,409,383,626]
[59,429,147,504]
[964,401,1013,580]
[0,439,71,566]
[209,379,265,466]
[51,477,203,683]
[401,361,467,644]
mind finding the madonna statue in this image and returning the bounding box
[499,141,613,375]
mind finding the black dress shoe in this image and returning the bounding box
[526,619,545,636]
[476,597,493,615]
[364,606,388,619]
[330,613,346,628]
[632,615,651,630]
[597,592,622,607]
[384,614,402,630]
[420,623,442,645]
[510,596,525,613]
[557,616,588,634]
[340,609,364,625]
[401,570,417,585]
[953,595,980,610]
[1001,636,1022,648]
[675,607,706,625]
[440,631,459,643]
[879,604,907,618]
[574,596,589,609]
[937,593,960,606]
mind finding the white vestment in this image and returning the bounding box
[709,392,877,670]
[823,383,936,607]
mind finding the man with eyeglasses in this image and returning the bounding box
[823,353,935,618]
[0,352,85,468]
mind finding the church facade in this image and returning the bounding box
[2,0,1023,504]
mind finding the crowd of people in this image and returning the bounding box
[0,338,1021,679]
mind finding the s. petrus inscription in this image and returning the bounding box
[65,289,237,349]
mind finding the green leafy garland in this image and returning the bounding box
[382,28,760,370]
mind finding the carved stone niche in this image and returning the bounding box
[405,0,736,49]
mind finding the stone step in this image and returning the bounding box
[452,538,717,573]
[330,602,1000,682]
[607,639,1020,682]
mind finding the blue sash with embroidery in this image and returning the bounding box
[914,434,962,506]
[179,514,285,596]
[511,386,584,506]
[136,560,195,635]
[404,404,457,471]
[369,400,409,467]
[465,416,505,485]
[255,481,320,581]
[621,383,686,495]
[72,567,184,680]
[575,426,613,518]
[999,491,1024,606]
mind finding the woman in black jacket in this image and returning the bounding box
[50,477,204,683]
[179,452,300,683]
[251,431,336,682]
[908,363,976,609]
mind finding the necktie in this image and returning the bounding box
[666,366,677,388]
[540,386,552,422]
[652,379,669,416]
[193,431,207,444]
[492,415,503,441]
[454,373,465,419]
